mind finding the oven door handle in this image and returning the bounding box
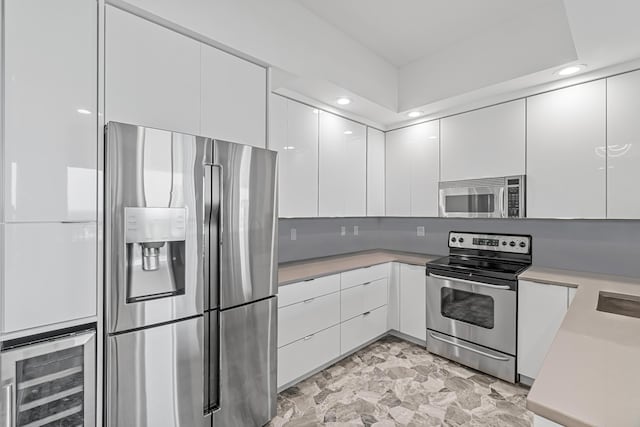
[429,332,511,361]
[428,273,512,290]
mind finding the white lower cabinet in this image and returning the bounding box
[277,325,340,388]
[340,306,388,354]
[278,291,340,347]
[1,223,97,334]
[517,280,574,380]
[533,414,564,427]
[399,264,427,341]
[341,278,387,321]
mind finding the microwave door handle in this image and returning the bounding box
[499,187,505,218]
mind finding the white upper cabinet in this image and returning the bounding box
[4,0,96,222]
[318,112,366,217]
[385,121,439,216]
[201,45,266,147]
[269,95,319,217]
[607,70,640,218]
[105,6,201,136]
[527,80,606,218]
[367,128,385,216]
[441,100,525,181]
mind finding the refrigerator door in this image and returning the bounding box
[213,297,277,427]
[0,330,96,427]
[105,122,209,333]
[214,140,278,310]
[106,316,207,427]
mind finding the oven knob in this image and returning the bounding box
[451,237,457,243]
[509,241,516,247]
[502,241,507,246]
[519,241,526,248]
[458,237,464,243]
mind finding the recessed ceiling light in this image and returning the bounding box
[556,64,586,76]
[344,130,353,135]
[336,97,351,106]
[407,111,422,118]
[77,108,92,115]
[283,146,296,150]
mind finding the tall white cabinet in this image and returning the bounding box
[2,0,97,335]
[607,70,640,218]
[527,80,606,218]
[318,112,367,217]
[269,95,319,217]
[441,100,525,181]
[367,128,386,216]
[385,121,439,217]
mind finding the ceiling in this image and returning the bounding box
[297,0,560,67]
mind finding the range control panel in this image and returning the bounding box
[448,232,531,254]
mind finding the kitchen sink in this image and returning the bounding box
[596,291,640,319]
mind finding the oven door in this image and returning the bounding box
[438,183,505,218]
[426,272,516,355]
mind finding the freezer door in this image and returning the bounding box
[214,297,277,427]
[214,140,278,309]
[106,316,206,427]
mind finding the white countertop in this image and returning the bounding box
[521,266,640,427]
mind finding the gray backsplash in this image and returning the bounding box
[279,217,640,277]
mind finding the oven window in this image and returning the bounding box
[441,288,494,329]
[445,194,494,213]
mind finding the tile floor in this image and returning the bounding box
[269,335,532,426]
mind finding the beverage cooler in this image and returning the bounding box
[0,329,96,426]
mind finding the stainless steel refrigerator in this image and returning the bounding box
[104,122,278,427]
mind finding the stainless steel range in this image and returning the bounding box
[426,232,531,383]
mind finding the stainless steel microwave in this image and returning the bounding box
[438,175,525,218]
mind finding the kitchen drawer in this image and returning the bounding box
[278,274,340,307]
[340,305,388,354]
[278,291,340,347]
[341,278,388,321]
[278,324,340,388]
[341,263,389,290]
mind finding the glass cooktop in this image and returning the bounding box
[427,255,530,280]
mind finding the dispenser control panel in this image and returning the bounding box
[124,207,187,243]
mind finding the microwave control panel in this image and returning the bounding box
[506,177,524,218]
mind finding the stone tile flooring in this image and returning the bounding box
[269,336,532,426]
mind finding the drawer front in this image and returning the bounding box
[278,274,340,307]
[278,292,340,347]
[341,278,388,321]
[277,324,340,388]
[341,263,389,290]
[340,305,388,354]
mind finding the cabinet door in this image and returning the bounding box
[201,44,266,147]
[607,70,640,218]
[318,112,366,217]
[410,121,440,217]
[269,96,319,217]
[517,280,568,380]
[2,223,97,334]
[385,122,439,217]
[385,129,412,216]
[105,6,201,135]
[367,128,385,216]
[4,0,96,222]
[399,264,426,341]
[441,100,525,181]
[527,81,606,218]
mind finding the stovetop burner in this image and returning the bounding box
[427,231,532,282]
